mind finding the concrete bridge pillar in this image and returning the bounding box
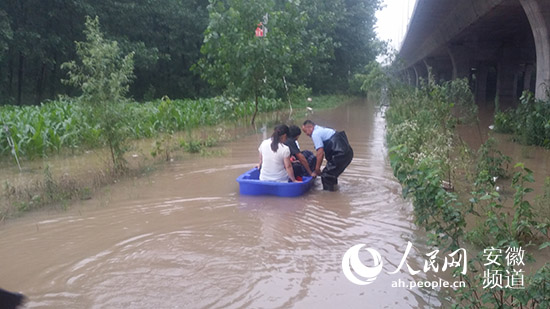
[475,64,489,105]
[423,59,438,82]
[523,64,535,93]
[406,68,416,86]
[520,0,550,100]
[448,46,471,80]
[438,61,453,82]
[414,63,429,85]
[496,45,520,108]
[398,68,415,86]
[412,66,419,87]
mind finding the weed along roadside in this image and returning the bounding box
[359,62,550,307]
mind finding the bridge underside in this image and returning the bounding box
[399,0,550,107]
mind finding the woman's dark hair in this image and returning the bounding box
[271,124,289,152]
[288,125,301,138]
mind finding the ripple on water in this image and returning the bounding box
[6,101,444,308]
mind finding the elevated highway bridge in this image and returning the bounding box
[399,0,550,106]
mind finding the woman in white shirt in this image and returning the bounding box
[258,124,299,182]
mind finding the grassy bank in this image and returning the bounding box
[360,61,550,307]
[0,94,352,218]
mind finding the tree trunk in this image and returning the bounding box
[8,56,13,98]
[17,51,24,106]
[36,62,46,104]
[251,93,259,126]
[108,138,117,173]
[50,53,58,98]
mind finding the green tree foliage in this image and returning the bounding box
[0,0,91,105]
[86,0,210,99]
[62,16,135,173]
[195,0,327,124]
[376,64,550,307]
[0,9,12,61]
[62,17,135,104]
[327,0,383,92]
[195,0,383,104]
[494,92,550,148]
[195,0,380,123]
[0,0,209,105]
[0,0,381,105]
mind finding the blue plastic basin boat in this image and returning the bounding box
[236,168,314,197]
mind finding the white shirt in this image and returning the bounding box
[258,138,290,182]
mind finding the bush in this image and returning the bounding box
[493,110,515,134]
[61,16,135,173]
[494,92,550,148]
[384,76,550,307]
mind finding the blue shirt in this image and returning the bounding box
[311,125,335,150]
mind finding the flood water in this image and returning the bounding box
[1,100,449,308]
[457,106,550,196]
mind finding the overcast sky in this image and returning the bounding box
[375,0,417,52]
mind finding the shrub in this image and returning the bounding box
[494,92,550,148]
[61,16,135,173]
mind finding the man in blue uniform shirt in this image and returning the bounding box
[301,120,353,191]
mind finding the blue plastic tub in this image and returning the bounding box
[236,168,314,197]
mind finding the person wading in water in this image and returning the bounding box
[301,120,353,191]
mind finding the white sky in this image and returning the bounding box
[375,0,417,53]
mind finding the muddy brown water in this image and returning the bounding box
[457,106,550,197]
[2,100,456,308]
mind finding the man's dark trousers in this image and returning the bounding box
[321,131,353,191]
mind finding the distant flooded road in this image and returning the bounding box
[1,100,445,308]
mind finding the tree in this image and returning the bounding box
[0,0,382,105]
[0,0,209,105]
[195,0,332,124]
[0,0,91,105]
[62,16,135,173]
[328,0,383,92]
[88,0,210,99]
[0,10,12,61]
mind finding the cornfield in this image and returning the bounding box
[0,96,284,159]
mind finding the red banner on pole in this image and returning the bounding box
[255,26,264,37]
[255,22,265,37]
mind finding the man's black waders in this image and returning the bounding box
[321,131,353,191]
